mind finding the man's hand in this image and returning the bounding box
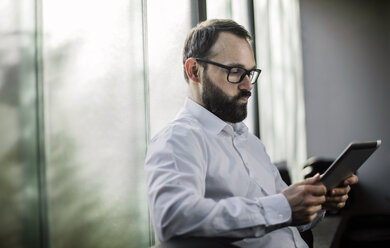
[323,174,358,210]
[282,174,326,226]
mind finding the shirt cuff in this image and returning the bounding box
[257,193,292,227]
[297,209,326,232]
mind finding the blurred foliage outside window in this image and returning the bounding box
[0,0,190,247]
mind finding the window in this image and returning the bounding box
[0,1,307,247]
[42,0,149,247]
[147,0,192,137]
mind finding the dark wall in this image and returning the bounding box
[300,0,390,213]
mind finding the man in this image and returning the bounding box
[145,19,357,247]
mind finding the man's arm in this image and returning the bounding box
[145,126,293,241]
[267,152,326,231]
[281,174,326,226]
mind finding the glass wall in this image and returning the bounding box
[0,1,306,247]
[0,0,42,247]
[0,0,195,247]
[254,0,307,182]
[42,0,149,247]
[147,0,192,137]
[1,0,150,247]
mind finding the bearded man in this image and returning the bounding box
[145,19,357,248]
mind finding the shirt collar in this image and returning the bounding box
[231,122,249,137]
[182,98,248,137]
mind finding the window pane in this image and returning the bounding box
[207,0,232,19]
[42,0,149,247]
[147,0,192,138]
[0,0,42,247]
[254,0,307,182]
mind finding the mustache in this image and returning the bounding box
[233,90,252,100]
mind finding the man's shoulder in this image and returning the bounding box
[146,115,210,167]
[151,115,206,144]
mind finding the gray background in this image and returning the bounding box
[300,0,390,213]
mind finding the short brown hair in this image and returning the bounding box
[182,19,252,82]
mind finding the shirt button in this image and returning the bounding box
[278,214,284,219]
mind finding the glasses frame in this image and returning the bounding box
[195,58,261,84]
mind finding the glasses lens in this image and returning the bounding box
[250,71,260,84]
[228,68,246,83]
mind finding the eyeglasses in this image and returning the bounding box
[195,58,261,84]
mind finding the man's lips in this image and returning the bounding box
[236,91,251,102]
[240,96,250,102]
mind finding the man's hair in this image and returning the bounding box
[182,19,252,82]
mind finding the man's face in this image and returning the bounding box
[200,32,256,123]
[202,73,251,123]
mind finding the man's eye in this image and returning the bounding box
[230,68,242,75]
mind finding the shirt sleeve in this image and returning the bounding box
[145,125,292,241]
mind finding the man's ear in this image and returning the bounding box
[185,58,201,83]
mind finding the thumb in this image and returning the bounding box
[301,173,321,185]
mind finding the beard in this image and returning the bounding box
[202,74,251,123]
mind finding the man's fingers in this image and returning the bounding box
[324,201,346,210]
[326,194,348,203]
[303,184,327,196]
[337,201,346,208]
[308,213,318,222]
[343,174,358,186]
[329,186,350,196]
[302,194,326,207]
[308,204,323,214]
[301,173,321,185]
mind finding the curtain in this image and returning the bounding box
[254,0,308,182]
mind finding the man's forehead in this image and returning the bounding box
[209,32,256,68]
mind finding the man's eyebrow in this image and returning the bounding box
[227,63,257,70]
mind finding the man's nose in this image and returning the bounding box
[238,74,253,91]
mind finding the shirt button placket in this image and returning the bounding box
[233,135,250,174]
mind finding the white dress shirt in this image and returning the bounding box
[145,98,323,247]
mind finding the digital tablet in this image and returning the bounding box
[320,140,381,190]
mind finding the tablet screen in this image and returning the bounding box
[320,140,381,190]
